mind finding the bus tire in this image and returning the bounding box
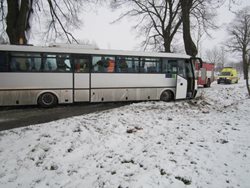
[38,92,58,108]
[160,90,173,102]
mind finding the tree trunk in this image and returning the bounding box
[163,38,171,52]
[243,52,248,80]
[180,0,197,57]
[246,68,250,96]
[6,0,19,44]
[243,54,250,96]
[242,50,250,96]
[6,0,32,44]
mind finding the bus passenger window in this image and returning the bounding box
[116,56,139,73]
[0,52,8,72]
[43,54,71,72]
[9,53,42,72]
[141,58,161,73]
[178,60,186,78]
[57,55,71,72]
[117,57,128,72]
[92,56,115,73]
[74,57,89,73]
[44,55,57,71]
[9,57,18,71]
[162,59,177,78]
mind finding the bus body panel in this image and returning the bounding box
[0,89,73,106]
[0,73,73,89]
[91,73,176,88]
[0,73,73,106]
[74,73,90,102]
[74,90,89,102]
[74,73,89,89]
[90,73,176,102]
[90,88,175,102]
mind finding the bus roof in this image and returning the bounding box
[0,44,191,59]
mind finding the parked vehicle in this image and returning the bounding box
[195,62,215,87]
[217,67,239,84]
[0,44,203,107]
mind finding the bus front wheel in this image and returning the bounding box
[38,92,58,108]
[160,90,173,102]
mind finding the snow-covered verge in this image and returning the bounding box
[0,81,250,188]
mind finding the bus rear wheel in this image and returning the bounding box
[160,90,173,102]
[38,92,58,108]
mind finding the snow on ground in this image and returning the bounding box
[0,81,250,188]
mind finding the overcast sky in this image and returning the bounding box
[31,0,250,61]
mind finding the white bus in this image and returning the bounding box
[0,44,202,107]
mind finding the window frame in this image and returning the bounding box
[42,53,72,73]
[8,52,43,72]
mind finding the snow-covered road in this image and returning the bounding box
[0,81,250,188]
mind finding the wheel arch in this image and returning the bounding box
[36,90,60,105]
[159,88,175,102]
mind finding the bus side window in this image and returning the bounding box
[162,59,177,78]
[42,54,71,72]
[9,57,18,71]
[117,57,128,72]
[31,57,42,71]
[178,60,186,78]
[141,58,160,73]
[8,53,42,72]
[92,56,115,73]
[116,56,139,73]
[0,52,8,72]
[57,55,71,72]
[44,58,56,71]
[74,57,90,73]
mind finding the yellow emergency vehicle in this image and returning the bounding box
[217,67,239,84]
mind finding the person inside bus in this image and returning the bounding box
[107,58,115,72]
[25,59,32,71]
[57,59,69,72]
[10,57,20,72]
[95,57,107,72]
[118,58,128,72]
[75,59,89,73]
[75,62,81,72]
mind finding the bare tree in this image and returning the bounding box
[205,46,227,72]
[110,0,182,52]
[0,0,96,44]
[180,0,197,56]
[180,0,220,56]
[205,47,221,69]
[111,0,218,54]
[226,6,250,96]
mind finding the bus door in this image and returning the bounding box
[72,55,91,102]
[175,58,202,100]
[175,60,188,100]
